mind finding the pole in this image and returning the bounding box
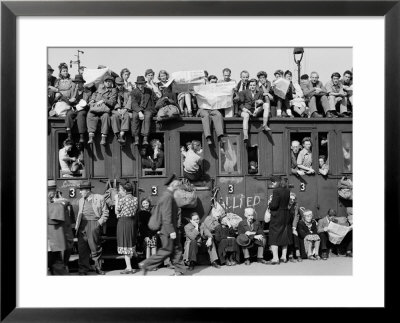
[297,61,301,85]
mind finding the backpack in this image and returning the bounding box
[156,104,180,122]
[148,203,162,231]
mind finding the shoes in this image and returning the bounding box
[206,137,213,145]
[308,256,316,261]
[289,257,296,263]
[100,136,106,146]
[120,268,135,274]
[325,111,337,118]
[211,261,221,269]
[95,267,105,275]
[280,258,288,263]
[270,260,280,265]
[342,112,352,118]
[170,271,184,276]
[78,271,88,276]
[88,133,94,144]
[321,251,328,260]
[187,111,193,117]
[346,251,353,257]
[188,261,195,271]
[310,112,323,118]
[314,255,321,260]
[257,258,269,264]
[79,134,85,143]
[244,259,251,266]
[138,261,148,276]
[297,257,303,262]
[142,137,149,146]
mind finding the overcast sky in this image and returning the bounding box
[48,47,352,83]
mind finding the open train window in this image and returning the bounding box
[247,145,259,175]
[289,132,313,175]
[318,132,329,176]
[140,133,166,177]
[219,134,241,175]
[341,132,352,173]
[57,133,85,178]
[180,133,204,180]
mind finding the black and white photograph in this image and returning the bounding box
[47,47,353,276]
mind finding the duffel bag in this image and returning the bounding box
[90,102,110,113]
[156,104,180,122]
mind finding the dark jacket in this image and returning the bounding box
[300,80,327,99]
[269,187,290,213]
[90,86,117,109]
[214,225,236,243]
[237,219,264,237]
[115,88,131,110]
[70,87,92,108]
[297,219,319,239]
[233,81,249,103]
[130,87,158,113]
[157,189,179,236]
[239,89,264,113]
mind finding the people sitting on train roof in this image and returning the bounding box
[287,71,308,118]
[239,78,271,144]
[271,69,289,117]
[218,68,236,117]
[317,209,353,260]
[182,140,203,181]
[129,76,159,146]
[183,212,203,271]
[208,75,218,83]
[300,71,328,118]
[59,139,83,178]
[54,63,75,102]
[233,70,250,117]
[65,74,92,144]
[87,75,117,145]
[248,160,258,174]
[120,68,135,92]
[297,137,315,175]
[318,155,329,176]
[214,217,240,266]
[237,208,269,265]
[325,72,352,118]
[340,70,353,110]
[111,77,131,145]
[290,140,305,176]
[155,69,177,109]
[145,68,162,99]
[256,70,273,115]
[47,64,57,111]
[200,209,222,269]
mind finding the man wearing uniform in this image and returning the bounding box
[75,181,109,275]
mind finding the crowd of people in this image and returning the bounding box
[48,63,353,149]
[47,174,353,276]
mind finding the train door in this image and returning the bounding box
[287,129,319,218]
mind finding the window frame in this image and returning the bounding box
[139,132,167,178]
[218,133,242,176]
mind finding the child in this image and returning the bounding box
[297,209,321,260]
[214,217,240,266]
[137,198,158,261]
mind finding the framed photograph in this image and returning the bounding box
[1,0,398,321]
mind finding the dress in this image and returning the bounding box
[116,194,138,255]
[268,186,293,246]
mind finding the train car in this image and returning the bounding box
[48,115,352,232]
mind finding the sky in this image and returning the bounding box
[48,47,352,84]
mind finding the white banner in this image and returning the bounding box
[82,67,111,88]
[171,70,205,93]
[193,81,236,110]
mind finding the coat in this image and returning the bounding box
[184,222,202,243]
[75,193,109,230]
[298,219,319,239]
[130,87,158,113]
[239,89,265,113]
[157,189,179,237]
[300,80,327,100]
[268,186,292,246]
[237,219,265,247]
[90,86,117,109]
[200,215,220,239]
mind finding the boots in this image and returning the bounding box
[100,134,107,145]
[88,133,94,144]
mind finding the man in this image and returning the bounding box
[300,71,329,118]
[200,206,223,269]
[297,137,315,175]
[325,72,351,117]
[145,68,162,99]
[197,102,225,148]
[290,140,305,176]
[183,140,203,181]
[239,78,271,143]
[111,77,131,145]
[236,208,268,265]
[318,209,353,259]
[219,68,235,83]
[65,74,92,143]
[318,155,329,176]
[340,70,353,108]
[183,212,203,271]
[233,70,250,116]
[256,71,273,104]
[47,180,74,275]
[139,174,187,276]
[129,76,158,146]
[87,75,117,145]
[59,139,81,178]
[75,181,109,275]
[208,75,218,83]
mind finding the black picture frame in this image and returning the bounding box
[1,1,398,321]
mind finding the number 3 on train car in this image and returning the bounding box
[151,186,158,196]
[300,183,306,192]
[228,184,234,194]
[69,188,76,198]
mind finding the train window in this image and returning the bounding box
[180,133,204,181]
[341,133,352,173]
[58,133,85,178]
[289,132,313,175]
[247,145,259,175]
[219,134,241,175]
[140,133,166,177]
[318,132,329,176]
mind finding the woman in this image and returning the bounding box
[115,182,138,274]
[54,62,75,101]
[120,68,134,92]
[137,198,158,260]
[268,176,293,264]
[155,70,177,108]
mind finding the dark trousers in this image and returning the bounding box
[276,97,291,112]
[77,219,103,273]
[65,109,88,134]
[87,111,110,134]
[319,231,353,253]
[288,234,301,256]
[144,233,186,274]
[111,110,130,134]
[187,240,199,262]
[48,251,68,275]
[197,109,224,138]
[131,110,155,137]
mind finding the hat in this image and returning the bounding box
[135,76,146,84]
[72,74,86,83]
[164,173,177,186]
[145,69,154,76]
[103,75,114,82]
[48,180,57,190]
[115,77,124,85]
[236,234,252,247]
[78,181,94,190]
[48,64,54,72]
[58,62,68,70]
[274,69,284,76]
[271,175,282,183]
[97,65,107,69]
